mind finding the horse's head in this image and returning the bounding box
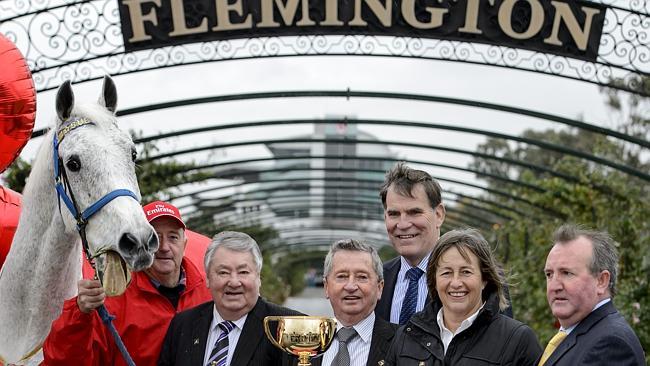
[54,76,159,295]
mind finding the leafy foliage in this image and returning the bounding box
[134,131,212,203]
[2,156,31,192]
[464,81,649,361]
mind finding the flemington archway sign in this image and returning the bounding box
[3,0,648,95]
[2,0,649,252]
[120,0,605,61]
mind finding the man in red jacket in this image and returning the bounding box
[43,201,212,366]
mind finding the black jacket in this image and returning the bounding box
[385,292,541,366]
[158,297,302,366]
[376,257,513,323]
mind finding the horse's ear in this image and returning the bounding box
[99,75,118,113]
[56,80,74,124]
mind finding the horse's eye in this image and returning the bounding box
[66,155,81,172]
[131,148,137,162]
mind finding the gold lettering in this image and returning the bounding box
[459,0,496,34]
[544,1,600,51]
[499,0,544,39]
[258,0,315,28]
[213,0,252,31]
[401,0,448,29]
[122,0,161,42]
[322,0,343,26]
[350,0,391,27]
[169,0,207,36]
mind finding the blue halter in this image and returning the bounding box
[52,116,138,366]
[53,117,139,243]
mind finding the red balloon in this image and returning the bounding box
[0,33,36,173]
[184,229,211,274]
[0,186,21,269]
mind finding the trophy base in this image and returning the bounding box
[298,351,312,366]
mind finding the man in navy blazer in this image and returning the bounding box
[375,163,445,324]
[541,225,645,366]
[158,231,301,366]
[376,163,514,324]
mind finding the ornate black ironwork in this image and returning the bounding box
[1,0,648,95]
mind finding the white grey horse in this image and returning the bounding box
[0,76,158,364]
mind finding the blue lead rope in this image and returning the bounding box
[53,120,140,366]
[97,305,136,366]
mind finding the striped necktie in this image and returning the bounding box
[399,267,424,325]
[537,330,567,366]
[206,320,235,366]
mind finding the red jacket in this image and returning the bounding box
[42,257,211,366]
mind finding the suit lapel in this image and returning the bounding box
[544,302,617,365]
[231,298,266,366]
[191,302,216,366]
[376,258,400,321]
[367,317,396,366]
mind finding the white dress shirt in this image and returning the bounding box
[320,312,375,366]
[203,307,248,366]
[561,298,611,335]
[436,302,485,354]
[390,255,430,324]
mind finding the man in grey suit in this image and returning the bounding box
[158,231,301,366]
[312,239,396,366]
[540,224,645,366]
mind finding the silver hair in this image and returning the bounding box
[553,224,619,296]
[323,239,384,281]
[204,231,263,273]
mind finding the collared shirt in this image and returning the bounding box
[202,307,248,366]
[148,268,187,289]
[321,312,375,366]
[436,302,485,354]
[561,298,611,335]
[390,255,430,324]
[149,268,187,308]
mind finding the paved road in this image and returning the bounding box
[283,286,334,317]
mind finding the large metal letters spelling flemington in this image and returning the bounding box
[118,0,606,61]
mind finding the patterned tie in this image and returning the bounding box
[332,327,358,366]
[537,330,567,366]
[206,320,235,366]
[399,267,424,325]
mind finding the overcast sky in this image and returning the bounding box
[3,0,641,211]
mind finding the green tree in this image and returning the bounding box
[2,156,31,192]
[134,131,212,202]
[463,79,649,362]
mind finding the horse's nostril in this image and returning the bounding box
[119,232,138,254]
[147,231,159,251]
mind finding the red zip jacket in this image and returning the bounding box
[42,257,211,366]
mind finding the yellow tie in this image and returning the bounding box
[537,330,567,366]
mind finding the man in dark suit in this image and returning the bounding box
[540,224,645,366]
[158,231,301,366]
[375,162,445,324]
[311,239,396,366]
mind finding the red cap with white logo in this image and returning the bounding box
[142,201,186,229]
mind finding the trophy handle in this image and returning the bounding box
[263,316,284,350]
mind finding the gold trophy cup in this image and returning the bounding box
[264,316,337,366]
